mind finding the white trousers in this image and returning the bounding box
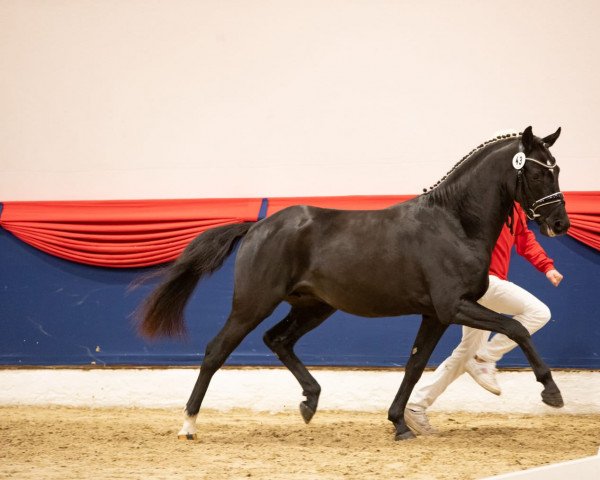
[407,275,551,411]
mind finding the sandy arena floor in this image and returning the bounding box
[1,406,598,479]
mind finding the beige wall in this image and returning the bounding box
[1,0,598,201]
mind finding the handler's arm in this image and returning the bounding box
[514,209,563,287]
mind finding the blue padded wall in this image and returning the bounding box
[0,224,598,368]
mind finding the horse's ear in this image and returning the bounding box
[521,126,534,152]
[542,127,561,148]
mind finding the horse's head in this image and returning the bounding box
[514,126,570,237]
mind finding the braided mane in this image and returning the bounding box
[422,132,521,195]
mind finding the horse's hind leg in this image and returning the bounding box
[388,314,448,440]
[454,299,563,408]
[263,303,336,423]
[178,302,278,440]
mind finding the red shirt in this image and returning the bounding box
[489,204,555,280]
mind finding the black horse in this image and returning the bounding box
[139,126,569,441]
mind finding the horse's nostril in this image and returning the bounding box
[553,219,569,233]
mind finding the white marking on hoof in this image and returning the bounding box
[177,413,198,440]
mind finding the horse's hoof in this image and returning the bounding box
[541,389,564,408]
[299,401,316,424]
[177,433,197,440]
[394,429,417,441]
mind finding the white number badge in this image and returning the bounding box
[512,152,526,170]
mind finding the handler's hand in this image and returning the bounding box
[546,269,563,287]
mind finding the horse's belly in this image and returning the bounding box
[303,277,430,318]
[338,303,419,318]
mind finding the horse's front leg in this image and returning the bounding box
[454,299,563,408]
[388,314,448,440]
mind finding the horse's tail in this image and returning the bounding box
[138,222,254,339]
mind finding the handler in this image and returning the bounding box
[405,202,564,435]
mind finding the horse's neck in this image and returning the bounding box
[456,180,512,250]
[446,148,515,251]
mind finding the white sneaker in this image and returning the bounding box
[404,408,438,435]
[465,358,501,395]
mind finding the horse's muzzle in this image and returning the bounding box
[539,211,570,237]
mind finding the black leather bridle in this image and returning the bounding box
[514,154,565,221]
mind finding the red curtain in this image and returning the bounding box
[0,192,597,268]
[563,191,600,251]
[0,199,262,268]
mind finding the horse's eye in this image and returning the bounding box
[531,173,541,181]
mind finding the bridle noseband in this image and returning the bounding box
[513,152,565,220]
[526,191,565,219]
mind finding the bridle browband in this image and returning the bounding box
[514,154,565,220]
